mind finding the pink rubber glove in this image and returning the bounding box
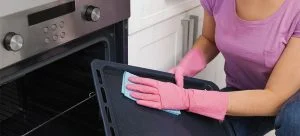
[126,76,229,121]
[169,48,207,87]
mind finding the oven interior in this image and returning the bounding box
[0,41,109,136]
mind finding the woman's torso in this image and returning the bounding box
[201,0,300,89]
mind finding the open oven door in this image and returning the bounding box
[90,60,230,136]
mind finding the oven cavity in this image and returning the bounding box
[0,43,108,136]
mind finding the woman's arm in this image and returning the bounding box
[227,37,300,116]
[193,11,219,64]
[169,11,220,87]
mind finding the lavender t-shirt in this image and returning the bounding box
[200,0,300,89]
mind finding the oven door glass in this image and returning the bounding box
[0,41,109,136]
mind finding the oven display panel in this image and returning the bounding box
[28,1,75,26]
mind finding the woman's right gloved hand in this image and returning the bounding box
[169,48,207,87]
[126,76,228,121]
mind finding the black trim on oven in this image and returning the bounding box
[115,20,128,64]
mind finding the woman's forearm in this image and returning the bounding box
[227,89,283,116]
[226,37,300,117]
[193,36,220,64]
[193,10,219,64]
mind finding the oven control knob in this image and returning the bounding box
[84,6,101,22]
[3,32,24,51]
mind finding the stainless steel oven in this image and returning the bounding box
[0,0,130,135]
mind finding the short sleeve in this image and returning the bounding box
[293,21,300,37]
[200,0,216,16]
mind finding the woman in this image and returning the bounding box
[126,0,300,135]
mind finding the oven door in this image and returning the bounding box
[0,21,128,136]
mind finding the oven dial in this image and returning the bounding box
[3,32,24,51]
[84,6,101,22]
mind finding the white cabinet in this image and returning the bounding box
[129,0,200,34]
[128,12,185,70]
[128,6,204,71]
[128,0,203,70]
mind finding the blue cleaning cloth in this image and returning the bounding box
[122,72,181,116]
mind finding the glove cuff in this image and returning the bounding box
[187,90,229,121]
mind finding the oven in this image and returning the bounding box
[0,0,130,135]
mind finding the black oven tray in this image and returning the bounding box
[91,60,227,136]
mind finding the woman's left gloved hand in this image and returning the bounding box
[126,76,229,121]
